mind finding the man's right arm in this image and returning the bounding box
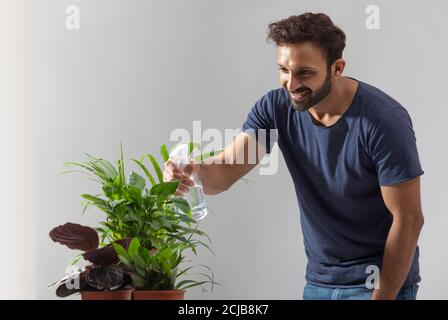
[163,132,265,195]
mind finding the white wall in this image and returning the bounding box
[0,0,37,299]
[32,0,448,300]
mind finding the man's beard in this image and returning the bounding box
[289,69,332,111]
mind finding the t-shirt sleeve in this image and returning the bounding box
[367,107,424,186]
[241,91,278,153]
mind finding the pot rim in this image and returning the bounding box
[132,289,186,293]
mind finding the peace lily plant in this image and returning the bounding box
[49,143,220,300]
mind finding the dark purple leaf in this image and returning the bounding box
[49,223,99,252]
[83,238,132,266]
[86,265,124,291]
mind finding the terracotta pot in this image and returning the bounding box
[81,289,133,300]
[132,290,185,300]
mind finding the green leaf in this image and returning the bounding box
[135,265,146,278]
[175,279,197,289]
[69,254,83,266]
[129,171,146,190]
[126,185,143,203]
[117,255,133,269]
[157,247,174,263]
[196,272,215,283]
[165,233,189,244]
[150,181,179,197]
[64,161,109,184]
[173,253,184,269]
[178,281,210,290]
[130,274,145,289]
[109,199,126,209]
[113,172,124,194]
[160,144,170,163]
[171,198,191,213]
[80,194,109,211]
[141,247,153,265]
[146,153,164,183]
[131,159,157,186]
[80,157,112,182]
[97,158,118,179]
[195,264,215,275]
[169,251,179,268]
[133,254,147,271]
[170,211,196,224]
[102,184,114,199]
[142,195,157,212]
[128,238,146,270]
[192,240,215,256]
[81,200,91,215]
[157,216,173,229]
[128,238,140,257]
[116,143,126,187]
[80,194,103,202]
[177,225,206,236]
[112,242,132,262]
[85,154,118,180]
[60,169,102,184]
[176,266,195,278]
[160,260,172,275]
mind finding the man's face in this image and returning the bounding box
[277,42,333,111]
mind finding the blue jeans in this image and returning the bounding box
[303,283,419,300]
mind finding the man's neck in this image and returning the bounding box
[308,77,358,126]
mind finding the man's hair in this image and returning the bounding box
[267,13,346,67]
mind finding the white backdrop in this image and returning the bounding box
[2,0,443,299]
[0,0,36,299]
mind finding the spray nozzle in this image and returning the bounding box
[169,144,191,168]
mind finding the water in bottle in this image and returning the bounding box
[169,144,208,220]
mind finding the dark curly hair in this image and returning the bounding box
[267,13,346,67]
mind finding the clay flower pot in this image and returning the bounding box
[81,289,133,300]
[132,290,185,300]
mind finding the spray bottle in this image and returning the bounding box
[169,144,208,220]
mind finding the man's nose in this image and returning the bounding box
[286,75,301,92]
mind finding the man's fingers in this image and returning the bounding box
[163,172,172,182]
[177,184,190,193]
[164,160,182,173]
[163,161,196,191]
[174,183,192,196]
[182,163,198,178]
[172,174,194,186]
[174,191,183,197]
[164,159,174,168]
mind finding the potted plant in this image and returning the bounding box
[48,222,134,300]
[113,236,216,300]
[56,143,218,300]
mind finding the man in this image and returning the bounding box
[163,13,424,300]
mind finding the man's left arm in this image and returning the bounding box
[371,176,424,300]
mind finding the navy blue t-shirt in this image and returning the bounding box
[241,80,424,288]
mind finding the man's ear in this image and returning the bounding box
[332,58,346,78]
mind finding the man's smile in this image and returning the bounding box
[290,90,311,101]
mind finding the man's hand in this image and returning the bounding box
[163,160,199,196]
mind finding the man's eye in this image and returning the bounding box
[279,67,288,73]
[299,70,313,76]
